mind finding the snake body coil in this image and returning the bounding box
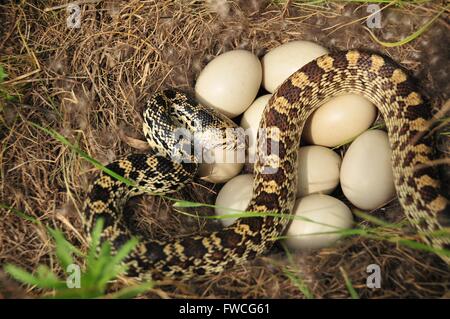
[84,50,449,280]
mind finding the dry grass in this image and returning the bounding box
[0,0,449,298]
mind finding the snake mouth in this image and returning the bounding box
[189,127,247,164]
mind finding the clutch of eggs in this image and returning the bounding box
[194,42,396,249]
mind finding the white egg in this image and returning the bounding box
[215,174,254,227]
[197,140,245,183]
[240,94,272,162]
[195,50,262,118]
[198,162,244,184]
[340,130,396,210]
[303,94,377,147]
[297,146,341,197]
[262,40,329,93]
[286,194,354,250]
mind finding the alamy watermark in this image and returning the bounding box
[366,264,381,289]
[366,4,382,29]
[66,3,81,29]
[66,264,81,289]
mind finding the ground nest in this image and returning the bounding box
[0,0,449,299]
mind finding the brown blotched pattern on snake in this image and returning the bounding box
[83,50,449,281]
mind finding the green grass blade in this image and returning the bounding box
[364,8,445,47]
[4,264,65,290]
[0,64,7,82]
[281,243,314,299]
[87,218,104,266]
[47,227,82,269]
[35,265,67,289]
[340,267,359,299]
[85,219,107,286]
[93,242,113,281]
[104,238,139,281]
[173,200,208,208]
[283,269,314,299]
[392,237,450,257]
[95,238,139,287]
[87,246,112,286]
[110,237,139,266]
[28,121,137,188]
[0,203,40,224]
[352,209,403,228]
[4,264,41,286]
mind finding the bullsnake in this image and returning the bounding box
[83,50,449,280]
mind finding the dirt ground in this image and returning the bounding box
[0,0,449,298]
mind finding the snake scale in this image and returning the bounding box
[83,50,450,281]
